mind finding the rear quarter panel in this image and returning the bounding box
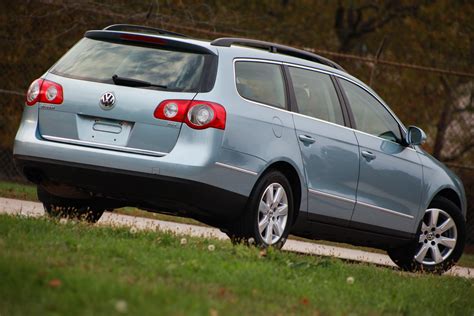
[196,50,308,212]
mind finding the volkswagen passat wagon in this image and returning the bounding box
[14,24,466,272]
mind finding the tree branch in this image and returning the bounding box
[442,142,474,163]
[334,2,418,51]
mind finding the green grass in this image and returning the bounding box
[116,207,204,226]
[0,215,473,315]
[1,180,474,268]
[0,180,37,201]
[459,252,474,268]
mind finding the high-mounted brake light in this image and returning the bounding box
[120,34,167,45]
[154,100,226,130]
[25,78,63,106]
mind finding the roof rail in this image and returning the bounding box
[211,37,345,72]
[103,24,188,38]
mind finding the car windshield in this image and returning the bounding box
[51,38,208,92]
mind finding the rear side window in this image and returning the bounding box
[235,61,286,109]
[340,79,402,142]
[288,67,344,125]
[51,38,213,92]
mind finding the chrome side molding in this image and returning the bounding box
[215,162,258,176]
[42,135,167,157]
[308,188,414,219]
[356,201,414,219]
[308,188,355,204]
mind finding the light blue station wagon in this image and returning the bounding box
[14,24,466,272]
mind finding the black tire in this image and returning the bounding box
[37,186,105,223]
[226,170,294,249]
[388,196,465,273]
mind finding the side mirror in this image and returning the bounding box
[406,126,426,146]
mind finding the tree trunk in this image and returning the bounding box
[432,77,454,160]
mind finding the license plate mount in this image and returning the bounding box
[77,115,133,146]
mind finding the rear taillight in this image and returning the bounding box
[26,79,42,106]
[185,102,226,130]
[154,100,191,122]
[154,100,226,130]
[25,78,63,106]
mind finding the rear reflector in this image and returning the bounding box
[26,78,63,106]
[154,100,226,130]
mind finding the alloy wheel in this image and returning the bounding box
[415,208,457,265]
[258,183,289,245]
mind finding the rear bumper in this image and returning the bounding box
[15,154,247,224]
[13,105,265,224]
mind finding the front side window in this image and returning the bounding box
[340,79,402,142]
[289,67,344,125]
[235,61,286,108]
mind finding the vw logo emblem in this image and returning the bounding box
[99,92,116,110]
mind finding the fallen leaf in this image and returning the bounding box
[218,287,227,297]
[48,278,62,288]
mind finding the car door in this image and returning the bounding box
[338,78,423,234]
[288,66,360,224]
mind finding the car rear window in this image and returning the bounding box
[51,38,213,92]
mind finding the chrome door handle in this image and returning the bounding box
[298,134,316,144]
[361,150,376,161]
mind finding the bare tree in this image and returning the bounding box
[334,1,419,52]
[433,77,474,163]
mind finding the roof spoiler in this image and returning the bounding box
[103,24,188,38]
[84,30,215,55]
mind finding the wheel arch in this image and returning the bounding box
[258,159,305,225]
[431,187,463,216]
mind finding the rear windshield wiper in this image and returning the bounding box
[112,74,167,89]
